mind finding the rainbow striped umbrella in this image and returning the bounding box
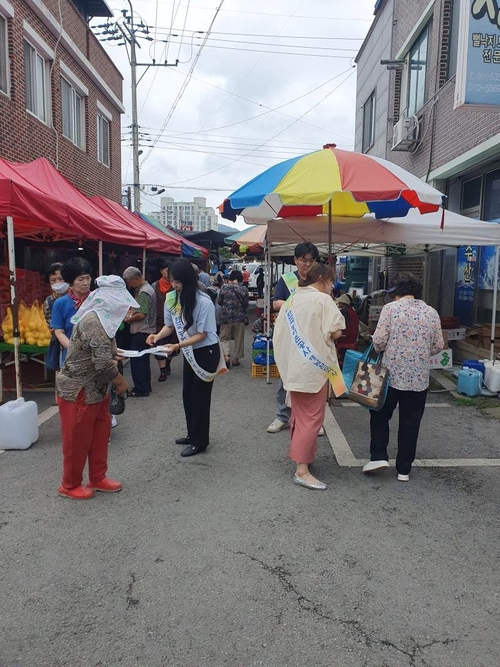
[220,144,444,224]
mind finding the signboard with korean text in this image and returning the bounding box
[455,0,500,109]
[454,245,477,326]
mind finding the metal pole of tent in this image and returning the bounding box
[328,199,333,262]
[7,216,22,399]
[490,245,499,362]
[98,241,103,276]
[142,248,147,275]
[265,237,272,384]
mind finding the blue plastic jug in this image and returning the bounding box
[457,368,482,397]
[462,359,485,378]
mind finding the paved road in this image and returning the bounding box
[1,330,499,667]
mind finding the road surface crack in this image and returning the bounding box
[126,572,139,609]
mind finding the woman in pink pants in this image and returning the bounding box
[273,263,345,490]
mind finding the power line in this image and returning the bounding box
[140,0,226,166]
[165,66,355,187]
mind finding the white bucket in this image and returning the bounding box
[481,360,500,393]
[0,398,38,449]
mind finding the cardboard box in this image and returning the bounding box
[430,349,453,370]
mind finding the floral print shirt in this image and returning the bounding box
[56,312,119,403]
[218,284,249,324]
[372,298,444,392]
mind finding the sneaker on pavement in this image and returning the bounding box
[267,418,289,433]
[362,460,390,473]
[397,473,410,482]
[111,415,118,428]
[318,425,325,436]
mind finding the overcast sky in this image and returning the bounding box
[94,0,375,228]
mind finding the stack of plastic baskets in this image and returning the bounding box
[251,335,279,378]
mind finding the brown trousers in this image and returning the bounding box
[220,322,245,359]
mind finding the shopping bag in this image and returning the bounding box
[45,336,61,371]
[109,383,126,415]
[341,344,373,396]
[348,353,389,411]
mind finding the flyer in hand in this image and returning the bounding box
[117,347,169,358]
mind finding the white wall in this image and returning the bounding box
[354,0,394,158]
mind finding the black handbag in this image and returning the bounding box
[109,383,126,415]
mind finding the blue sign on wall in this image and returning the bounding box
[454,245,477,326]
[478,245,500,289]
[455,0,500,109]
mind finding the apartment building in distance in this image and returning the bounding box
[0,0,124,200]
[355,0,500,327]
[148,196,219,233]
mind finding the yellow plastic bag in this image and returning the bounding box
[2,306,13,344]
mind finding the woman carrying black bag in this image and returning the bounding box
[218,270,249,367]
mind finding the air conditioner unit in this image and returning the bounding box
[391,113,420,151]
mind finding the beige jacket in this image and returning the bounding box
[273,286,345,393]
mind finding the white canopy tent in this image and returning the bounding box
[256,209,500,376]
[264,208,500,253]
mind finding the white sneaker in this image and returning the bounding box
[362,460,390,473]
[267,418,289,433]
[318,426,325,436]
[111,415,118,428]
[397,473,410,482]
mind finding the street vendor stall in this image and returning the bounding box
[0,156,201,400]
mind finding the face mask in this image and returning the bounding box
[52,282,69,295]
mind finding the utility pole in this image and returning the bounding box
[95,5,179,213]
[128,3,141,212]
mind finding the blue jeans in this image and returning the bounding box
[276,378,291,423]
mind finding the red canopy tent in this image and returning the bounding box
[92,195,183,255]
[0,157,147,246]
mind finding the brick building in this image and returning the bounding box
[0,0,124,201]
[355,0,500,326]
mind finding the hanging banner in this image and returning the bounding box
[455,0,500,109]
[454,245,477,326]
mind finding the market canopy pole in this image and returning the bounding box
[98,241,103,276]
[7,216,22,399]
[490,245,499,362]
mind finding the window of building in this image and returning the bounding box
[407,26,429,116]
[461,177,482,215]
[97,113,110,167]
[0,15,8,95]
[362,90,376,152]
[24,40,49,122]
[484,169,500,222]
[61,77,85,149]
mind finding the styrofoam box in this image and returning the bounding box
[445,327,466,340]
[430,349,453,370]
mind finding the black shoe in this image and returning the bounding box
[129,389,150,397]
[158,369,168,382]
[175,436,190,445]
[181,445,206,457]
